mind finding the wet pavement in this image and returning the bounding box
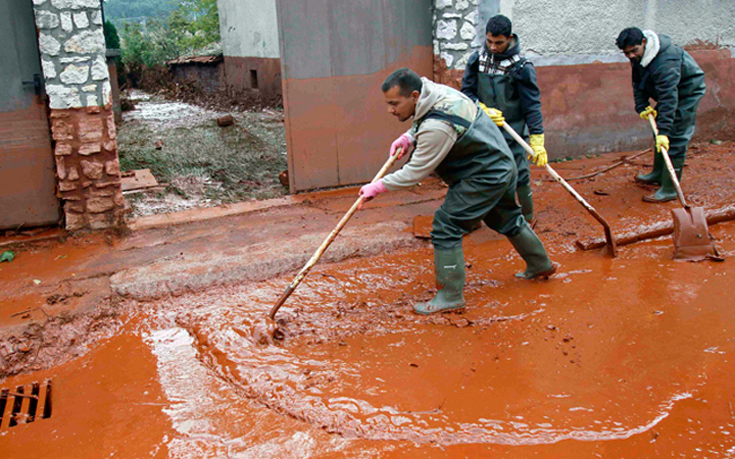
[1,143,735,457]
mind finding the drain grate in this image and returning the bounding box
[0,380,52,429]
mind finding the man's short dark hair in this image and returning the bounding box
[485,14,512,37]
[616,27,645,49]
[381,68,422,97]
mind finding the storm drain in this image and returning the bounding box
[0,380,52,430]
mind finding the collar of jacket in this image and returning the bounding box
[483,34,521,63]
[640,30,660,68]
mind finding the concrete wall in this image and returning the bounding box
[216,0,282,100]
[217,0,280,59]
[434,0,735,159]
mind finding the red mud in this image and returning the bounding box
[2,142,735,457]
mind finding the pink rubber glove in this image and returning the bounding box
[358,179,387,209]
[390,133,414,159]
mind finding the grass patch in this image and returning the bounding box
[117,113,288,205]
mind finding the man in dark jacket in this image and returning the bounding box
[461,14,546,225]
[617,27,706,202]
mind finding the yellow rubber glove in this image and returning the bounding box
[478,102,504,127]
[639,106,657,120]
[655,135,669,153]
[529,134,548,167]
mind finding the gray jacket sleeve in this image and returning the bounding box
[382,121,458,190]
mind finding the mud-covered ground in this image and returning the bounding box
[1,141,735,457]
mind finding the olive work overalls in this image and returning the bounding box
[418,107,527,251]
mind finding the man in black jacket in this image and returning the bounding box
[617,27,706,202]
[461,14,546,225]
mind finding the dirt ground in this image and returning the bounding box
[118,90,288,217]
[1,141,735,457]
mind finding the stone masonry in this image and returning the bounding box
[432,0,486,89]
[32,0,124,231]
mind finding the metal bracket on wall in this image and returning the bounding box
[21,74,42,96]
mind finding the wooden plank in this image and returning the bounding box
[121,169,160,191]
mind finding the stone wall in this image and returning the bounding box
[32,0,124,231]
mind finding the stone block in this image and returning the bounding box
[86,105,101,114]
[443,42,469,50]
[73,12,88,29]
[87,196,115,213]
[81,159,104,179]
[41,59,57,79]
[79,142,101,155]
[436,20,457,40]
[456,0,470,10]
[102,81,112,107]
[91,55,108,80]
[103,140,116,152]
[39,34,61,56]
[35,10,60,29]
[55,142,72,156]
[113,190,125,207]
[58,181,78,192]
[90,187,114,197]
[65,211,87,231]
[64,201,85,213]
[78,117,104,141]
[33,0,48,5]
[51,0,73,8]
[51,119,74,141]
[440,51,454,68]
[67,166,79,181]
[90,10,102,25]
[60,56,91,63]
[106,114,117,140]
[460,21,476,41]
[64,30,105,54]
[83,84,97,92]
[56,157,67,180]
[87,94,98,106]
[104,160,120,177]
[47,85,81,109]
[60,63,90,85]
[71,0,102,8]
[60,12,73,33]
[436,0,453,9]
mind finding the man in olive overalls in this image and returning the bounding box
[359,68,556,315]
[461,14,546,226]
[617,27,706,202]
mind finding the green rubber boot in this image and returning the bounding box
[635,151,664,185]
[414,247,466,315]
[642,156,684,203]
[508,224,557,279]
[516,184,535,226]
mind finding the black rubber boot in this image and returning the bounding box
[508,224,556,279]
[516,184,535,225]
[642,156,684,203]
[414,247,466,315]
[635,151,664,185]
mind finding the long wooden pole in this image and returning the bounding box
[268,151,401,320]
[502,123,618,257]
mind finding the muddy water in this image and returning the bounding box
[3,223,735,457]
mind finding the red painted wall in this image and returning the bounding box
[435,48,735,159]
